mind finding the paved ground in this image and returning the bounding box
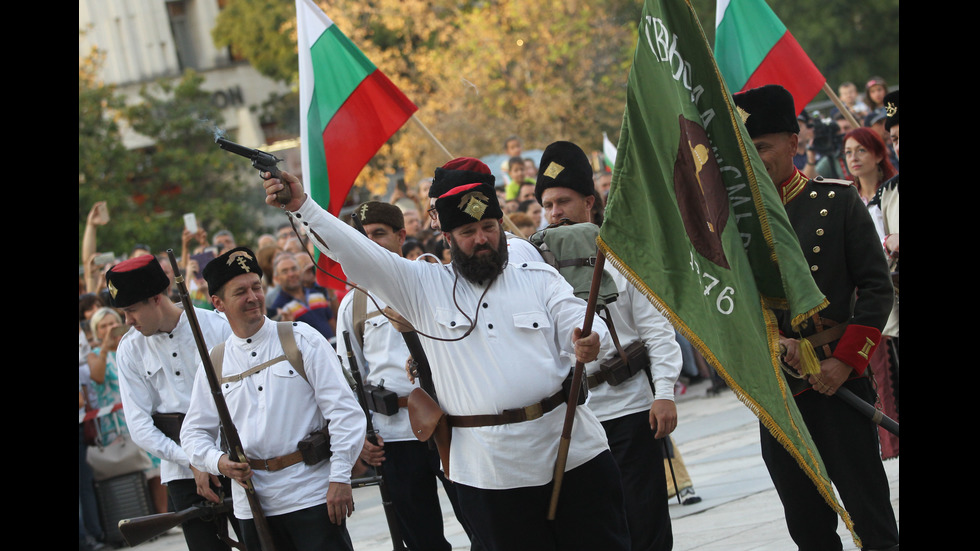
[123,378,899,550]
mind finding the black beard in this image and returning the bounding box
[451,230,508,285]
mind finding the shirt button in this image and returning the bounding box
[169,334,174,339]
[450,321,456,327]
[172,352,178,357]
[258,386,263,391]
[247,338,252,343]
[482,303,488,308]
[175,371,181,376]
[488,324,494,329]
[251,351,257,357]
[533,322,539,328]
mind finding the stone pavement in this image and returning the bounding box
[127,378,899,550]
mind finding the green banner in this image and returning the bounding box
[597,0,855,543]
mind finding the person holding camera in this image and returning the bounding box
[180,246,366,551]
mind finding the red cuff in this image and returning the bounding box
[832,324,882,374]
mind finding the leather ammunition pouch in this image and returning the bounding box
[152,412,186,444]
[364,384,402,416]
[588,340,649,388]
[407,388,451,477]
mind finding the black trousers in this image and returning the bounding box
[382,439,481,551]
[454,450,630,551]
[760,377,899,550]
[602,411,672,551]
[167,477,238,551]
[239,503,354,551]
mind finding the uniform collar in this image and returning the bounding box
[230,316,274,347]
[778,168,809,205]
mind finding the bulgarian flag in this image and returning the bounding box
[296,0,418,290]
[602,132,617,173]
[714,0,824,115]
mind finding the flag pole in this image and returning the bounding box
[410,113,525,237]
[819,83,861,130]
[411,114,454,161]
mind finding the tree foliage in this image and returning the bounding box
[79,53,263,264]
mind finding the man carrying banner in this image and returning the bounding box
[733,84,899,551]
[262,170,629,551]
[180,246,366,551]
[108,255,238,551]
[335,201,480,551]
[534,140,682,551]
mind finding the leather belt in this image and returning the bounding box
[248,450,305,472]
[397,396,409,408]
[446,387,575,428]
[805,320,849,349]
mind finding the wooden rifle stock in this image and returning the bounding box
[342,331,406,551]
[119,498,233,547]
[547,250,606,520]
[166,250,277,551]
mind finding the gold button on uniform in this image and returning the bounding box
[820,209,828,216]
[816,229,824,236]
[812,246,821,253]
[811,265,819,272]
[810,191,818,198]
[828,191,836,198]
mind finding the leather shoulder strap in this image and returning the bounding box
[277,321,307,384]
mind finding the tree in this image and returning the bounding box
[79,58,264,262]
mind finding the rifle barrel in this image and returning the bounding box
[118,499,232,547]
[166,250,277,551]
[343,331,406,550]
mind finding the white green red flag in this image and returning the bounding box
[602,132,617,172]
[598,0,861,546]
[296,0,417,289]
[714,0,825,115]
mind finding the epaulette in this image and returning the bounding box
[811,176,853,187]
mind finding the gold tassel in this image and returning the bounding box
[797,338,822,376]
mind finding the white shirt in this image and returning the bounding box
[584,267,683,422]
[505,231,546,264]
[336,289,418,442]
[115,307,231,484]
[294,197,613,490]
[180,318,366,519]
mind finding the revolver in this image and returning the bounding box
[216,137,291,204]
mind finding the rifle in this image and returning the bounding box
[215,137,291,205]
[166,250,277,551]
[343,330,407,551]
[119,498,234,548]
[350,212,439,405]
[547,250,606,520]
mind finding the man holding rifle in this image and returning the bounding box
[108,255,237,551]
[180,246,366,551]
[335,200,478,551]
[262,170,629,551]
[534,140,683,551]
[733,84,899,551]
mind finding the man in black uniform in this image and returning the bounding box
[733,84,899,551]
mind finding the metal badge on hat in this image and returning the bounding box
[458,191,489,220]
[227,250,255,272]
[543,161,565,179]
[736,105,750,124]
[107,280,118,299]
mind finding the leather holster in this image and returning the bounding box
[407,387,451,477]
